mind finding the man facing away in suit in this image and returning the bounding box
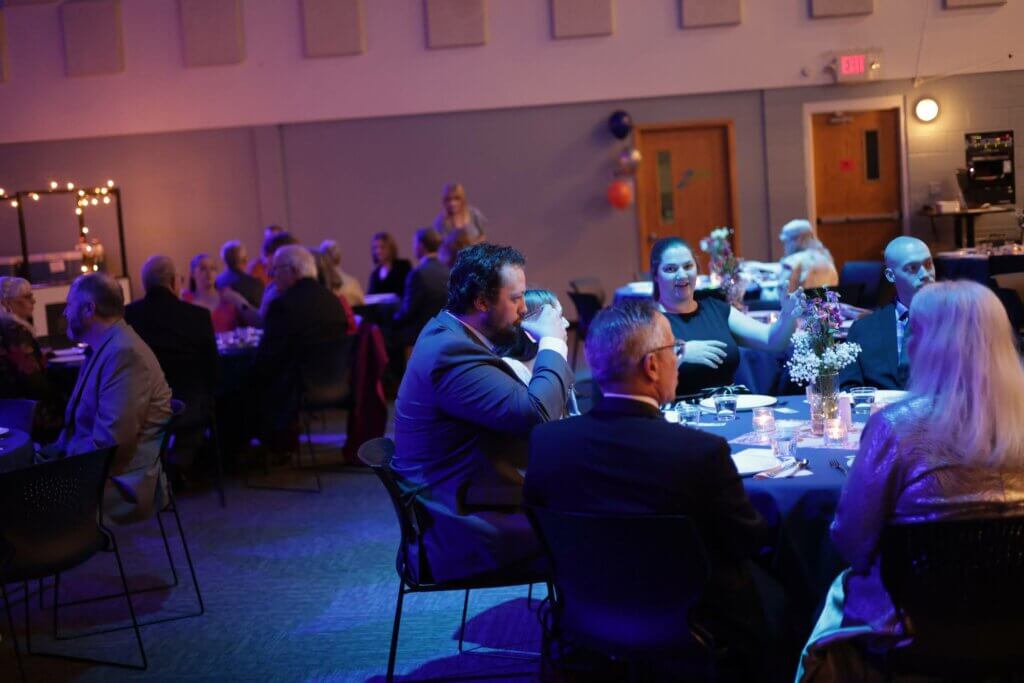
[524,301,780,679]
[216,239,264,309]
[840,236,935,391]
[125,255,218,481]
[44,273,173,522]
[392,243,573,584]
[392,227,449,348]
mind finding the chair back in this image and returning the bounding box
[839,260,884,308]
[527,507,711,661]
[566,292,603,337]
[0,398,36,434]
[299,337,355,410]
[358,438,425,582]
[569,277,606,306]
[160,398,187,463]
[0,446,116,582]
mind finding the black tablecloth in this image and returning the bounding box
[698,396,862,628]
[935,253,1024,283]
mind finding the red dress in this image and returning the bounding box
[182,291,242,333]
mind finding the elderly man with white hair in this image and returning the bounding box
[253,245,351,451]
[779,219,839,293]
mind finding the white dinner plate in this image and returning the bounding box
[49,354,85,364]
[872,390,909,403]
[699,394,778,411]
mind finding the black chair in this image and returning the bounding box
[566,291,603,371]
[879,517,1024,678]
[358,438,547,682]
[526,507,715,678]
[249,337,355,493]
[0,399,36,435]
[838,261,884,308]
[569,277,606,306]
[49,399,204,637]
[0,446,146,680]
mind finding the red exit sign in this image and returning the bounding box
[840,54,866,76]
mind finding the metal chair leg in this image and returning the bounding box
[109,533,148,670]
[156,509,181,587]
[458,589,471,653]
[1,583,26,682]
[168,493,205,616]
[209,414,226,507]
[387,580,405,683]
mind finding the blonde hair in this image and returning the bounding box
[0,277,30,305]
[907,281,1024,467]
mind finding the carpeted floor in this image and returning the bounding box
[0,420,548,683]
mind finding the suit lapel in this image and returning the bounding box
[65,325,118,427]
[435,312,525,383]
[877,304,899,380]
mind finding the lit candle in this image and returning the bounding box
[825,418,846,446]
[752,407,776,433]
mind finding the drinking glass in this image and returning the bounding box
[850,387,876,414]
[662,406,680,424]
[771,428,796,460]
[676,402,702,427]
[752,407,776,433]
[712,390,738,422]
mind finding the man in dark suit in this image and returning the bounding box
[525,301,775,678]
[254,245,350,446]
[215,239,264,308]
[125,255,218,476]
[392,227,449,347]
[840,236,935,391]
[392,243,573,584]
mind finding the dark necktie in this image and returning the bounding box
[897,310,909,384]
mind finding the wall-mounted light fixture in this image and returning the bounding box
[915,98,939,123]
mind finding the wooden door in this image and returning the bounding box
[812,109,902,270]
[635,120,739,272]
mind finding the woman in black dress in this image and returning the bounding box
[367,231,412,297]
[650,237,798,397]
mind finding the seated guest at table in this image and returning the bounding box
[650,237,798,398]
[254,245,350,450]
[319,239,365,307]
[182,253,259,333]
[248,224,284,285]
[392,227,449,348]
[525,301,775,677]
[216,239,264,308]
[839,236,935,391]
[367,231,412,297]
[126,256,218,479]
[498,289,579,417]
[438,227,472,269]
[312,249,358,332]
[798,280,1024,682]
[779,219,839,294]
[392,243,572,583]
[257,232,301,319]
[42,273,173,522]
[433,182,487,243]
[0,277,62,441]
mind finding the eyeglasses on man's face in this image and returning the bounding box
[645,340,685,358]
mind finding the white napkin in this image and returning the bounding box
[731,448,779,476]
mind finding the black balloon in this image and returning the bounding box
[608,110,633,139]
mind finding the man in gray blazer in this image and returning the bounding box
[392,243,573,583]
[48,273,172,522]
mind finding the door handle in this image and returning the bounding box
[817,211,901,224]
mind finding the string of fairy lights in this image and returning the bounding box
[0,179,123,277]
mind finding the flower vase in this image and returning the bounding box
[809,371,839,436]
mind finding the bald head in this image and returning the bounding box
[141,255,177,294]
[883,236,935,305]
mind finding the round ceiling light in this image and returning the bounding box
[915,98,939,123]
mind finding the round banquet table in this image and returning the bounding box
[692,395,866,630]
[0,428,37,474]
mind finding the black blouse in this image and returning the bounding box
[367,259,412,297]
[663,295,741,397]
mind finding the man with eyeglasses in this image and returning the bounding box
[840,236,936,391]
[525,300,777,679]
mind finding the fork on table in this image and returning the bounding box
[829,457,848,476]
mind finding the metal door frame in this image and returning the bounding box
[802,95,911,241]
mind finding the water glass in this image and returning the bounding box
[771,428,796,459]
[850,387,876,414]
[662,407,680,424]
[752,407,776,433]
[676,402,702,427]
[713,391,738,422]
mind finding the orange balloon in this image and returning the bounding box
[606,180,633,210]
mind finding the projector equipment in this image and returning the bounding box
[964,130,1015,207]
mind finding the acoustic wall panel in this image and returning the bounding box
[0,11,6,84]
[180,0,244,67]
[551,0,614,39]
[60,0,124,77]
[809,0,873,18]
[680,0,741,28]
[945,0,1006,7]
[302,0,365,58]
[425,0,486,49]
